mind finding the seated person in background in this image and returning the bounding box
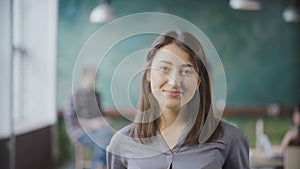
[64,67,113,169]
[281,104,300,152]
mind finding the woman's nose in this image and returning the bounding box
[167,72,181,87]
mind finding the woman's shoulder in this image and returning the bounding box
[108,124,162,158]
[109,124,134,144]
[116,124,134,136]
[219,121,248,141]
[216,121,249,156]
[107,124,134,154]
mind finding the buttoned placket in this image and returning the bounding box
[157,126,189,169]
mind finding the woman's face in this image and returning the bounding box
[147,43,200,111]
[293,111,300,126]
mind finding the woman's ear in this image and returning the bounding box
[146,70,151,81]
[197,76,201,87]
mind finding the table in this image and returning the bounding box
[250,148,284,169]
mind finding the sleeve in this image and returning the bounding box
[106,125,134,169]
[280,130,295,152]
[95,91,104,116]
[63,91,82,140]
[223,135,250,169]
[106,151,127,169]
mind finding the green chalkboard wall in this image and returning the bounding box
[57,0,300,109]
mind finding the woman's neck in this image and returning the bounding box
[160,108,185,131]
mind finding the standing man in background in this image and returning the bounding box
[64,67,113,169]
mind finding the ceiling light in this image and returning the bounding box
[89,0,115,23]
[283,0,300,22]
[229,0,262,11]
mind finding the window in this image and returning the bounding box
[0,0,58,139]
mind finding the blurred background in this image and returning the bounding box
[0,0,299,169]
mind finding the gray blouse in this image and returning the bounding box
[107,121,249,169]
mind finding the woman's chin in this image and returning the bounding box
[163,100,182,110]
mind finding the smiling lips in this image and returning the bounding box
[163,90,183,97]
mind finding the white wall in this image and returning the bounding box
[0,0,12,138]
[0,0,58,138]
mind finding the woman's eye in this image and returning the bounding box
[159,66,170,72]
[180,69,193,76]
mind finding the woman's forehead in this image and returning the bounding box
[153,44,192,65]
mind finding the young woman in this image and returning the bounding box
[107,30,249,169]
[281,104,300,151]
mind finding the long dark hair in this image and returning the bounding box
[131,30,222,145]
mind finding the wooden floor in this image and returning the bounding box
[50,160,75,169]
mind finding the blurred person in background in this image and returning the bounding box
[64,67,113,169]
[281,104,300,152]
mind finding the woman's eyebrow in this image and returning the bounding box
[160,60,193,67]
[181,64,193,68]
[159,60,173,65]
